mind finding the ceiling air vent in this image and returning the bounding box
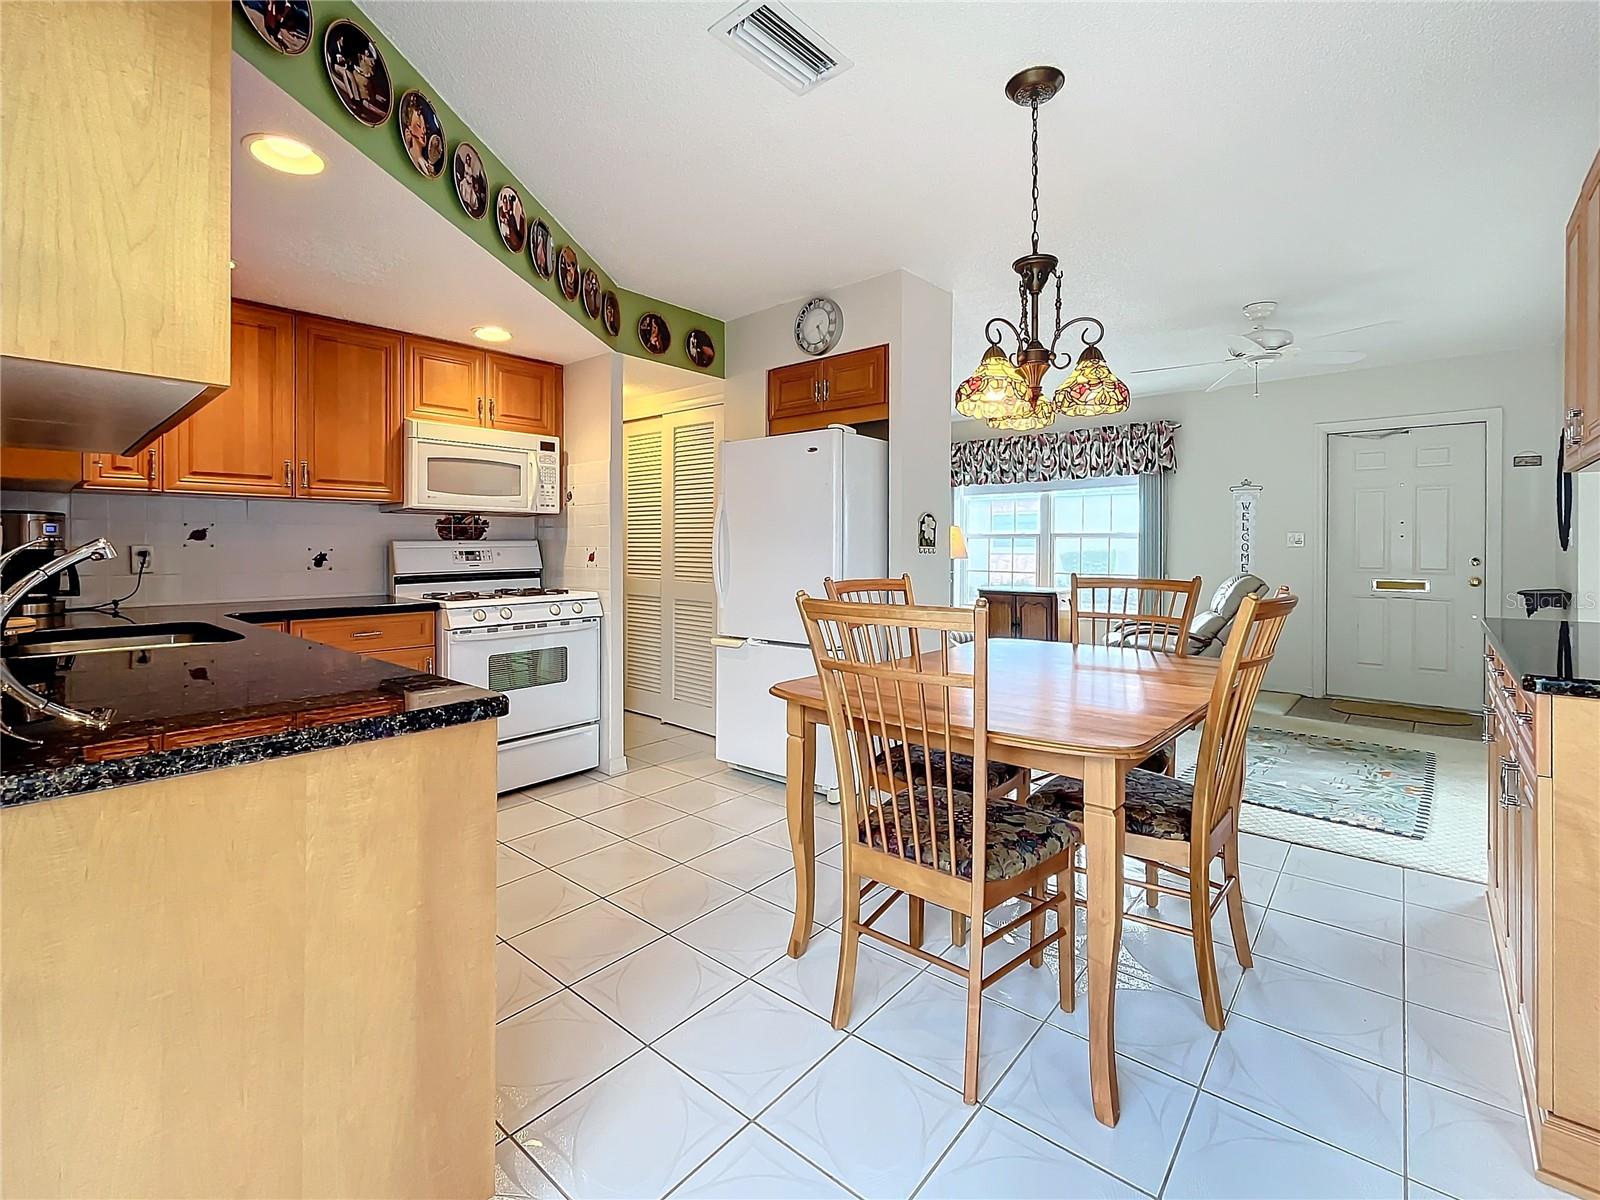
[710,0,852,95]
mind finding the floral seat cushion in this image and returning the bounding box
[871,744,1024,795]
[859,786,1077,882]
[1139,742,1175,775]
[1029,769,1194,840]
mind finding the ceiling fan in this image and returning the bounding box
[1132,302,1396,396]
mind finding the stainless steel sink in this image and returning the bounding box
[6,621,244,657]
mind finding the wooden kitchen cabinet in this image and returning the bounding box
[163,302,296,495]
[295,316,403,501]
[82,446,159,491]
[979,587,1060,641]
[1564,149,1600,471]
[404,335,486,427]
[767,344,889,434]
[288,611,436,657]
[487,353,562,437]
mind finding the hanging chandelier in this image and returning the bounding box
[954,66,1129,429]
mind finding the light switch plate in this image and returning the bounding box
[1286,532,1306,547]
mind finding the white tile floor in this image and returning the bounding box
[493,717,1555,1200]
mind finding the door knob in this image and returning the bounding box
[1468,576,1483,587]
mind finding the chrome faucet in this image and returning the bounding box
[1,537,118,739]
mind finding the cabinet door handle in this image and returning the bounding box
[300,461,310,489]
[1498,755,1522,808]
[283,459,292,487]
[478,396,485,421]
[350,630,383,640]
[147,448,157,483]
[489,396,496,422]
[822,379,830,405]
[813,380,822,405]
[1566,409,1585,446]
[1480,704,1495,744]
[425,655,434,673]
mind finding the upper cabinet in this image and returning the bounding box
[296,317,403,502]
[163,303,296,496]
[406,340,562,438]
[405,337,487,427]
[83,448,160,492]
[1565,149,1600,472]
[767,345,890,435]
[0,0,230,453]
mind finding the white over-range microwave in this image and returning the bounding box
[401,418,561,515]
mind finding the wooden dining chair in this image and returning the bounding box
[1067,574,1204,656]
[824,576,1029,804]
[1030,587,1297,1030]
[797,594,1080,1103]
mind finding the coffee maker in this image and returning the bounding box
[0,510,80,617]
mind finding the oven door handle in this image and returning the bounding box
[448,618,600,643]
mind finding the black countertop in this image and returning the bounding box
[1481,617,1600,699]
[2,596,505,807]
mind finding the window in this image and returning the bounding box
[957,477,1141,604]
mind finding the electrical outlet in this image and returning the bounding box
[128,544,154,574]
[1286,532,1306,548]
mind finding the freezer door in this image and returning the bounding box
[714,640,837,790]
[716,430,842,645]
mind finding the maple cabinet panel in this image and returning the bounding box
[767,345,889,435]
[1564,150,1600,472]
[164,303,295,495]
[980,587,1060,641]
[822,344,889,412]
[82,447,159,490]
[486,353,561,437]
[405,336,486,428]
[295,317,402,502]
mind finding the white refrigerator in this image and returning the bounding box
[714,428,889,786]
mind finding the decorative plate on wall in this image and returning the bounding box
[601,291,621,337]
[237,0,312,55]
[580,269,602,320]
[396,89,446,179]
[495,185,527,254]
[452,142,488,220]
[323,18,391,127]
[637,312,671,356]
[685,329,716,369]
[529,220,553,279]
[556,246,580,301]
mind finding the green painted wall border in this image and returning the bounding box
[233,0,724,378]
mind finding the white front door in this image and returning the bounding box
[1325,423,1487,710]
[622,406,722,734]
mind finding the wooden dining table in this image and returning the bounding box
[770,638,1220,1127]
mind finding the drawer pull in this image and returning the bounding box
[1480,704,1494,744]
[1515,710,1533,727]
[350,630,383,639]
[1501,685,1516,698]
[1498,754,1522,809]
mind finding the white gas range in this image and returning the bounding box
[390,540,602,792]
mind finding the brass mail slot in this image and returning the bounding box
[1372,579,1429,592]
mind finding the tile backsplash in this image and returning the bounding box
[1,490,539,606]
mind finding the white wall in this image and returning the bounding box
[725,269,955,602]
[538,352,627,772]
[0,488,534,604]
[954,344,1572,693]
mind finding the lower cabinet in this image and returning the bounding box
[288,610,437,673]
[1482,639,1600,1197]
[979,587,1060,641]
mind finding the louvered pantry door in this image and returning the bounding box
[622,407,722,734]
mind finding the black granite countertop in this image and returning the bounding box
[2,598,505,807]
[1481,617,1600,699]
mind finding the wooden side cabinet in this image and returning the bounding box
[404,336,485,427]
[82,446,159,491]
[978,587,1060,641]
[295,316,403,502]
[163,302,296,495]
[1564,149,1600,472]
[487,353,561,437]
[767,344,889,435]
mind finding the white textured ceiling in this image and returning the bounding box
[231,60,605,363]
[361,2,1598,395]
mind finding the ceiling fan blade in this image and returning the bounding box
[1296,350,1367,366]
[1128,358,1233,376]
[1302,319,1399,343]
[1204,365,1246,393]
[1225,334,1265,357]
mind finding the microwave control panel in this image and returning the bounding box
[533,439,561,513]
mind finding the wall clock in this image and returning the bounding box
[795,296,843,356]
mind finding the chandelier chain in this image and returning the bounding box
[1029,100,1040,254]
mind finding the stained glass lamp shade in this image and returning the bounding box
[1054,345,1131,418]
[955,345,1030,421]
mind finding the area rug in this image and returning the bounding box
[1184,726,1435,840]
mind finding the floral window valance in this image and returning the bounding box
[951,420,1179,488]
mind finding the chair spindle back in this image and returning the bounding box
[1068,574,1204,654]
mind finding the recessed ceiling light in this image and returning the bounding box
[472,325,512,343]
[244,133,325,176]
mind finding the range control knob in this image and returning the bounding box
[472,608,486,622]
[572,602,584,614]
[549,604,561,616]
[499,607,514,620]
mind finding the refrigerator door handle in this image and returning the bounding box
[713,494,728,603]
[710,635,745,649]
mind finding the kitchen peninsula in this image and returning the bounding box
[1,602,505,1199]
